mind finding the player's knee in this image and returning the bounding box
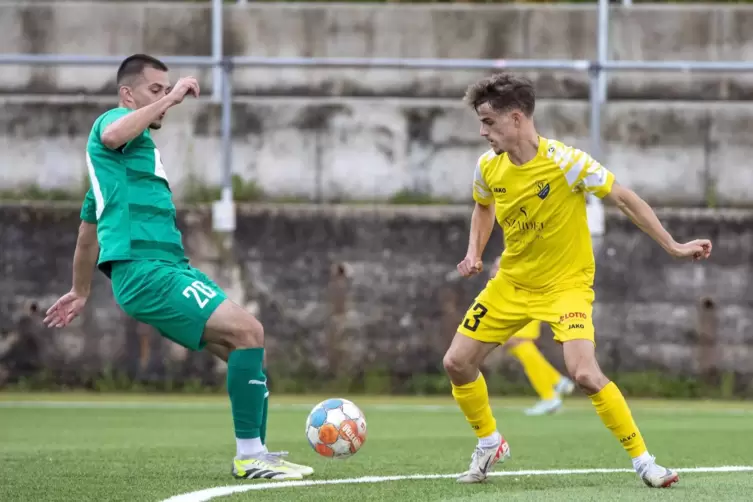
[443,351,475,384]
[229,316,264,349]
[571,367,607,395]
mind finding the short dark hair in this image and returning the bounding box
[116,54,168,86]
[463,73,536,117]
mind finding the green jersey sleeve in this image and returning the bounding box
[80,188,98,223]
[94,107,144,152]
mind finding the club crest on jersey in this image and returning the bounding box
[535,180,550,200]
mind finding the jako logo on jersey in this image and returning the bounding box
[568,324,585,329]
[494,187,506,193]
[560,312,587,323]
[535,180,550,200]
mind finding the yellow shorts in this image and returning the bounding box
[457,274,595,345]
[512,320,542,340]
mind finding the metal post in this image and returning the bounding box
[587,0,609,247]
[211,0,223,103]
[221,60,233,205]
[587,65,606,244]
[212,59,236,234]
[597,0,610,105]
[588,66,602,163]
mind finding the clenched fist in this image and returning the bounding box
[457,255,484,278]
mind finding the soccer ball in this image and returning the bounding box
[305,398,367,459]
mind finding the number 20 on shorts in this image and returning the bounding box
[183,280,217,309]
[463,302,488,332]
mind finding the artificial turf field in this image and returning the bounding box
[2,392,753,502]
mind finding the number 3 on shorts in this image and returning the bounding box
[463,302,488,332]
[183,281,217,309]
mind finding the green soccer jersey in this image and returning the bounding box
[82,107,186,274]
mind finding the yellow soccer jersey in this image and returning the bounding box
[472,137,615,291]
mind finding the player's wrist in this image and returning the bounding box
[71,286,90,299]
[662,237,680,255]
[159,94,179,109]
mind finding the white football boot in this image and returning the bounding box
[635,455,680,488]
[456,433,512,483]
[524,397,563,416]
[554,376,575,396]
[524,376,575,415]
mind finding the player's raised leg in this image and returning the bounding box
[503,322,574,416]
[487,259,573,415]
[111,260,309,480]
[201,300,312,480]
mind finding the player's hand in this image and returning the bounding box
[166,77,200,106]
[44,291,88,328]
[457,255,484,277]
[669,239,712,261]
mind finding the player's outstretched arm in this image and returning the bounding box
[101,77,200,150]
[44,221,100,328]
[604,183,712,261]
[458,202,496,277]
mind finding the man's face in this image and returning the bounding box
[476,101,521,155]
[120,67,172,129]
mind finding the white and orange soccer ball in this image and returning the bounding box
[305,398,367,459]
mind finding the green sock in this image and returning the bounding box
[227,348,266,439]
[260,370,269,445]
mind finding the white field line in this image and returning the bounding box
[161,466,753,502]
[1,400,753,415]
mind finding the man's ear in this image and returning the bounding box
[117,85,131,104]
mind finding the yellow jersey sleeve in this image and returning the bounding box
[472,150,495,205]
[547,141,615,198]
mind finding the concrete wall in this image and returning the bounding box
[1,4,751,394]
[3,3,753,99]
[1,203,751,391]
[2,3,753,205]
[3,96,753,206]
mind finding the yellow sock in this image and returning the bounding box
[590,381,648,458]
[451,372,497,438]
[508,341,561,400]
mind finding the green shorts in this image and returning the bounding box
[110,260,227,351]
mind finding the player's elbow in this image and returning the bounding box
[605,184,634,212]
[474,201,495,217]
[100,127,123,150]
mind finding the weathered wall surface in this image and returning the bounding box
[3,4,753,205]
[3,96,753,206]
[1,203,751,392]
[3,3,753,100]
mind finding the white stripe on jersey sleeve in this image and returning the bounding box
[473,158,493,204]
[85,151,105,220]
[547,141,614,196]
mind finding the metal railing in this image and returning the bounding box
[2,0,753,232]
